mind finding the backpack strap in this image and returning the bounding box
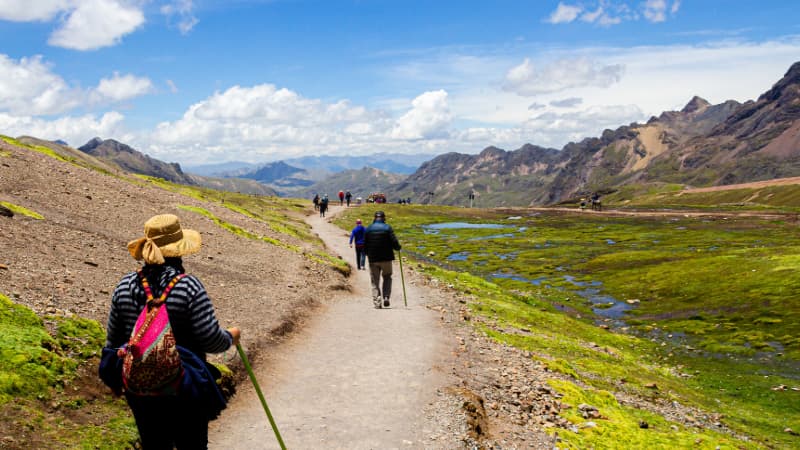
[137,270,187,307]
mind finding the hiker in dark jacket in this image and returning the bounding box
[320,195,329,217]
[345,191,352,207]
[349,218,367,270]
[104,214,240,449]
[364,210,401,308]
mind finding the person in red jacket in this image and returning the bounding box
[338,190,345,205]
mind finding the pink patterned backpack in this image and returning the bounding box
[119,271,186,395]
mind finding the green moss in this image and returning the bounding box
[549,379,756,449]
[331,204,800,447]
[0,201,44,219]
[0,135,72,164]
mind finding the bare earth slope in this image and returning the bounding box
[209,205,463,449]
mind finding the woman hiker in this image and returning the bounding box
[103,214,241,449]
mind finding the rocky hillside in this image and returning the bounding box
[79,137,194,185]
[72,138,276,196]
[393,61,800,206]
[0,135,344,447]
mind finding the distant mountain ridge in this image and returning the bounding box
[79,137,195,185]
[391,61,800,206]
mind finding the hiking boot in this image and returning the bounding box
[383,298,390,308]
[373,298,382,309]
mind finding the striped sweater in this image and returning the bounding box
[105,264,232,361]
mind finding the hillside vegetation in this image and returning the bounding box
[336,200,800,449]
[0,135,346,448]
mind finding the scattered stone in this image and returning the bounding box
[0,263,8,270]
[83,261,98,267]
[644,383,659,390]
[785,428,798,436]
[639,420,649,429]
[0,204,12,217]
[771,384,787,391]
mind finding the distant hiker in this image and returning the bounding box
[313,194,320,211]
[364,210,401,308]
[338,190,345,206]
[349,218,367,270]
[591,192,602,211]
[101,214,241,449]
[320,194,329,217]
[345,191,352,207]
[580,198,587,210]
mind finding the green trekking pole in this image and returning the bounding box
[397,250,408,308]
[236,344,287,450]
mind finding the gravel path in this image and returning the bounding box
[209,206,462,449]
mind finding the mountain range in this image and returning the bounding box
[391,61,800,206]
[7,61,798,207]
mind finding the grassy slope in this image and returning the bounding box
[335,203,799,449]
[0,139,346,447]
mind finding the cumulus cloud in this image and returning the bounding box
[503,57,624,96]
[0,54,83,115]
[92,72,154,102]
[546,2,582,24]
[0,54,153,115]
[48,0,144,50]
[161,0,198,34]
[550,97,583,108]
[391,90,452,140]
[0,111,127,145]
[0,0,70,21]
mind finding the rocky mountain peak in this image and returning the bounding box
[759,60,800,103]
[681,96,711,114]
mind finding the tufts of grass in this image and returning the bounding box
[0,201,44,220]
[178,205,348,274]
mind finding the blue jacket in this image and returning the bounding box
[349,225,366,246]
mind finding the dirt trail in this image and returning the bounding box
[209,206,459,449]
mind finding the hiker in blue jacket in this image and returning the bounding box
[349,218,367,270]
[364,210,401,308]
[103,214,240,449]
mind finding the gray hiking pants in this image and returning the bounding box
[369,260,393,303]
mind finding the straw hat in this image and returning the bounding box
[127,214,201,265]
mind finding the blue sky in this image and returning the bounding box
[0,0,798,165]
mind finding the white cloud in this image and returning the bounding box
[548,1,679,26]
[547,3,582,24]
[503,57,625,96]
[391,90,452,139]
[0,54,83,115]
[48,0,144,50]
[92,72,154,102]
[643,0,668,23]
[0,54,153,115]
[161,0,198,34]
[0,111,127,145]
[166,79,179,93]
[0,0,70,21]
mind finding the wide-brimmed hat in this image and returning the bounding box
[127,214,201,265]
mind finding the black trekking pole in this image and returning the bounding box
[397,250,408,308]
[236,344,287,450]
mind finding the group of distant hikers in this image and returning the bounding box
[313,190,356,217]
